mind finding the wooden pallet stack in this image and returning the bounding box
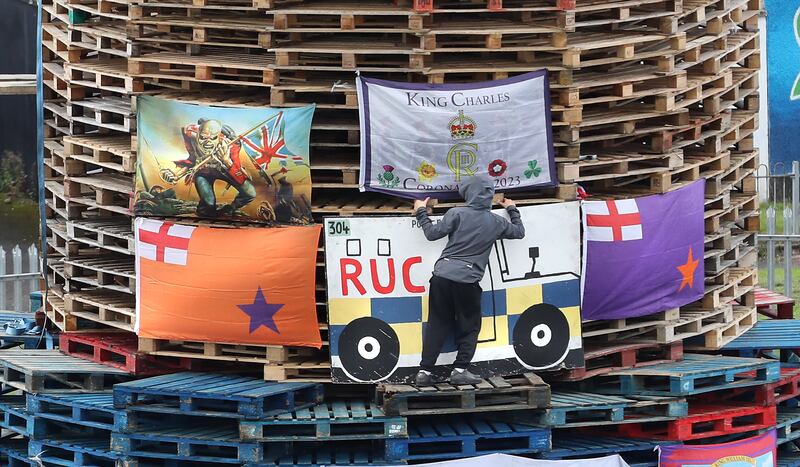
[570,0,763,354]
[34,0,764,377]
[0,349,129,466]
[40,0,139,337]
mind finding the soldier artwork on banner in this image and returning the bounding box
[134,96,315,224]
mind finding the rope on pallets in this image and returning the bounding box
[28,450,45,467]
[331,80,354,92]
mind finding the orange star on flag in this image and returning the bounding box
[677,246,699,291]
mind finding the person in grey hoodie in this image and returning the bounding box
[413,174,525,386]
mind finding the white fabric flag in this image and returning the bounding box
[382,454,631,467]
[357,72,556,199]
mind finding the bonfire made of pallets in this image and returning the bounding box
[35,0,762,394]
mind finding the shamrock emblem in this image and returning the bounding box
[524,160,542,179]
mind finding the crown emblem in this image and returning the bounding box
[449,110,476,140]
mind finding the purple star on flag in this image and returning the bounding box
[237,287,283,334]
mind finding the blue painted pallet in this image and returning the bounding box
[244,446,398,466]
[539,434,679,466]
[724,320,800,353]
[111,427,253,464]
[28,438,132,467]
[779,452,800,467]
[0,441,32,467]
[777,407,800,445]
[27,392,132,433]
[0,395,33,437]
[239,400,407,441]
[0,327,56,350]
[588,354,780,396]
[113,373,323,419]
[384,418,550,461]
[539,391,687,427]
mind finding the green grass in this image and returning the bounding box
[0,197,39,247]
[760,202,788,233]
[758,267,800,318]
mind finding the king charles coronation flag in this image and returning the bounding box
[356,71,556,199]
[135,218,322,348]
[581,180,705,321]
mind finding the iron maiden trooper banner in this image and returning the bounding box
[356,71,556,199]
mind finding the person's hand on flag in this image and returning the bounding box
[499,198,516,208]
[413,197,430,213]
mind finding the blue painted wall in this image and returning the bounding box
[766,0,800,172]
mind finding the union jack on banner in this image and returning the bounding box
[240,112,306,169]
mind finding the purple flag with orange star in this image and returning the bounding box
[580,180,705,320]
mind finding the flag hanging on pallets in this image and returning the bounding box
[659,429,776,466]
[135,218,322,348]
[133,95,314,224]
[581,180,705,320]
[356,71,556,199]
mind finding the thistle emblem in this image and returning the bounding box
[378,165,400,188]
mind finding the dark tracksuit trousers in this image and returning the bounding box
[419,275,482,372]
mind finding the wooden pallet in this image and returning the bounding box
[60,331,196,375]
[66,59,142,95]
[0,74,35,95]
[548,341,683,381]
[540,434,676,463]
[581,308,679,340]
[753,286,795,319]
[67,96,135,133]
[723,319,800,354]
[588,353,780,396]
[63,289,136,332]
[586,306,731,344]
[110,427,251,463]
[776,407,800,446]
[684,305,757,350]
[377,373,550,416]
[129,49,275,87]
[263,359,333,382]
[137,336,325,365]
[540,391,687,427]
[387,418,550,461]
[0,350,129,393]
[63,255,135,294]
[0,442,35,467]
[63,135,136,174]
[599,403,777,441]
[113,372,324,419]
[239,400,407,441]
[28,392,124,432]
[0,397,33,437]
[63,172,134,216]
[28,438,129,466]
[694,364,800,407]
[66,218,135,255]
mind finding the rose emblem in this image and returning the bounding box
[487,159,507,177]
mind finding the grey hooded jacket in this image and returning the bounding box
[415,175,525,284]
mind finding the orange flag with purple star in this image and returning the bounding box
[135,218,322,348]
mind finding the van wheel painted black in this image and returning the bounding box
[337,317,400,382]
[512,303,570,369]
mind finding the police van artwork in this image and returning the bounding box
[324,202,583,383]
